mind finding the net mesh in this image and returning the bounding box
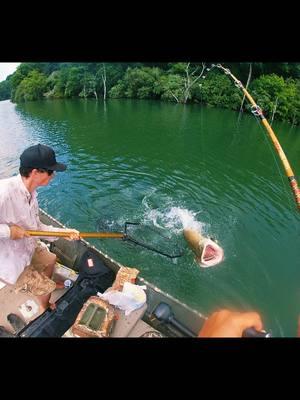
[96,219,185,258]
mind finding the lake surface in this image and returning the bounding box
[1,98,299,336]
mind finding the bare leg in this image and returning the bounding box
[43,260,56,279]
[45,258,65,288]
[37,293,52,312]
[36,259,57,312]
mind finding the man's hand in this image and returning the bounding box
[198,309,264,338]
[9,225,30,240]
[63,229,80,241]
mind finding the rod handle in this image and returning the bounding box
[242,327,271,338]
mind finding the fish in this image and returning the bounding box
[183,229,224,267]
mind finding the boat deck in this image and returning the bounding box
[0,263,160,337]
[0,279,67,335]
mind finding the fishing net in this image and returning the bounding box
[95,219,185,259]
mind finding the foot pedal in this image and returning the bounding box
[0,325,15,337]
[7,313,26,334]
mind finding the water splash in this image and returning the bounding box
[143,204,205,235]
[165,207,205,231]
[141,189,206,234]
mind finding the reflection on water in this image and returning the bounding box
[1,98,300,336]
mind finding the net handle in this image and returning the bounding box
[25,230,124,239]
[26,221,185,259]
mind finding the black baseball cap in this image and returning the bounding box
[20,144,67,172]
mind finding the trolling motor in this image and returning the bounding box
[152,302,196,337]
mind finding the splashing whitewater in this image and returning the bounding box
[143,205,205,235]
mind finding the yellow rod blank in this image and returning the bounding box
[217,64,300,210]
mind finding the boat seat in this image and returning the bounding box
[52,262,79,285]
[127,319,164,337]
[0,263,78,335]
[0,279,41,333]
[63,302,148,338]
[110,303,148,337]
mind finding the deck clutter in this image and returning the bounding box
[70,266,148,337]
[0,209,207,338]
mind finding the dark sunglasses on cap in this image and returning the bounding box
[37,168,54,176]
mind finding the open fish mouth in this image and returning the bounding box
[200,239,224,267]
[183,228,224,268]
[202,244,217,261]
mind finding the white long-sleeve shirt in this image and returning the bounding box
[0,174,62,284]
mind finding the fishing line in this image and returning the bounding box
[237,63,252,124]
[198,73,205,185]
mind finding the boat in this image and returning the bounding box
[0,209,207,338]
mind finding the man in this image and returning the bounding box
[0,143,80,311]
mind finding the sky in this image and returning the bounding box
[0,63,20,82]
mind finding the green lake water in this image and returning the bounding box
[0,98,299,336]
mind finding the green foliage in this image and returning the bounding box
[196,72,243,109]
[96,64,126,94]
[156,74,184,102]
[0,80,11,100]
[79,72,97,98]
[64,67,85,98]
[109,81,126,98]
[167,63,188,75]
[109,67,162,99]
[5,62,300,125]
[250,74,300,123]
[44,70,64,98]
[13,70,48,102]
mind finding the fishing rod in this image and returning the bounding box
[215,63,300,211]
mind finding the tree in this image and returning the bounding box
[5,62,300,125]
[0,79,11,100]
[96,63,106,101]
[45,68,70,98]
[97,63,128,99]
[195,71,243,109]
[14,70,48,102]
[250,74,299,123]
[79,71,98,99]
[109,67,161,99]
[176,63,207,103]
[64,67,85,98]
[156,73,184,102]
